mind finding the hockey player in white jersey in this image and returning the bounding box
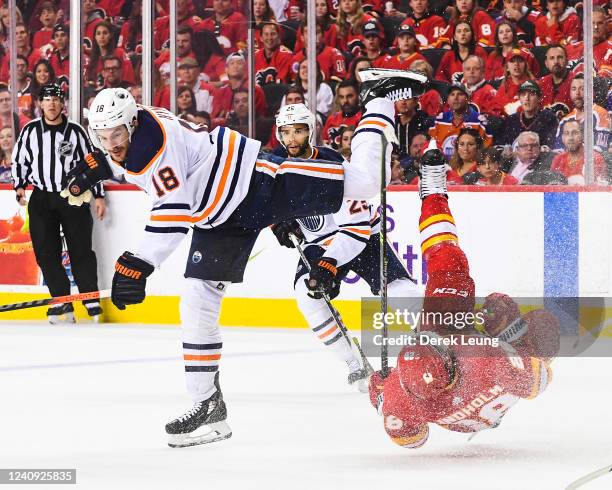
[61,69,427,448]
[271,104,421,391]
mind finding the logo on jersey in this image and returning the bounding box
[192,251,202,264]
[58,140,73,157]
[442,134,457,159]
[298,215,324,232]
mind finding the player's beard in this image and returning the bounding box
[287,141,311,159]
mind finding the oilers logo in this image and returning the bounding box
[192,251,202,264]
[298,215,325,232]
[442,134,457,159]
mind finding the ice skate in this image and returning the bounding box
[47,303,75,325]
[347,358,373,393]
[359,68,428,105]
[419,139,449,199]
[165,373,232,448]
[85,302,103,323]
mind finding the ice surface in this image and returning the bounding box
[0,322,611,490]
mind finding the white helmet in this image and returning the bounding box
[87,88,138,150]
[275,103,315,150]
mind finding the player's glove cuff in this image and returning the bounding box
[62,150,113,197]
[271,220,303,248]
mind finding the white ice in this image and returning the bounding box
[0,322,611,490]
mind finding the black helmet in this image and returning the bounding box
[39,83,65,101]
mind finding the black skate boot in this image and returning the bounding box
[84,302,103,323]
[165,372,232,448]
[359,68,428,105]
[47,303,75,325]
[419,140,449,199]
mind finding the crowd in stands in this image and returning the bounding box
[0,0,611,186]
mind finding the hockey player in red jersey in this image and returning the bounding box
[368,144,559,448]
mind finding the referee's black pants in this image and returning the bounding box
[28,188,99,303]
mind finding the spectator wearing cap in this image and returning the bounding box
[566,8,612,77]
[395,97,433,159]
[362,20,386,65]
[435,20,488,83]
[102,55,132,89]
[495,48,534,115]
[554,74,611,153]
[473,147,519,185]
[322,79,362,149]
[375,25,426,70]
[429,83,492,159]
[290,21,347,83]
[507,131,552,183]
[401,0,451,49]
[49,24,70,81]
[335,0,378,58]
[200,0,248,55]
[495,0,540,46]
[534,0,581,46]
[177,57,217,114]
[486,21,539,80]
[498,80,557,147]
[462,55,502,117]
[254,22,293,85]
[211,52,268,120]
[32,1,59,50]
[409,59,443,118]
[537,45,573,114]
[550,120,609,185]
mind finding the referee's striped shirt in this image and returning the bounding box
[11,115,105,197]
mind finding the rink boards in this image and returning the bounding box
[0,185,610,330]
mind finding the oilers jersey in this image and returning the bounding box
[108,106,261,267]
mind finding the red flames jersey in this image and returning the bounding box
[566,40,612,76]
[373,52,427,70]
[401,14,451,49]
[371,343,551,448]
[470,82,503,117]
[290,46,347,82]
[254,46,294,85]
[200,12,248,54]
[449,11,496,48]
[537,73,573,112]
[435,46,489,83]
[534,10,582,46]
[322,110,363,148]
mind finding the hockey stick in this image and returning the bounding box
[566,463,612,489]
[0,289,111,313]
[288,233,373,373]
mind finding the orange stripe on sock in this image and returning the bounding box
[318,325,339,339]
[183,354,222,361]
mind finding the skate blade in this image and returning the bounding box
[48,313,76,325]
[167,421,232,448]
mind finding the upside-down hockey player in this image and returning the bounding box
[368,143,560,448]
[60,69,428,447]
[270,103,421,391]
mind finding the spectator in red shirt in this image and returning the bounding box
[254,22,294,85]
[49,24,70,81]
[118,0,143,54]
[336,0,376,57]
[83,0,105,53]
[15,23,41,70]
[495,0,540,46]
[462,55,502,117]
[534,0,581,46]
[449,0,496,47]
[401,0,451,49]
[410,59,443,117]
[153,0,202,51]
[294,0,340,52]
[436,20,488,83]
[375,24,426,70]
[496,48,534,115]
[486,21,539,80]
[195,30,229,84]
[550,119,609,185]
[32,1,58,50]
[211,52,268,120]
[537,44,573,114]
[322,79,363,148]
[447,127,484,184]
[565,7,612,77]
[253,0,277,50]
[200,0,248,55]
[85,21,135,89]
[102,56,132,89]
[474,146,519,185]
[155,25,198,78]
[291,21,347,83]
[362,20,386,65]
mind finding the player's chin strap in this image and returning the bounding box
[288,233,374,375]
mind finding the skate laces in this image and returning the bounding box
[176,401,203,422]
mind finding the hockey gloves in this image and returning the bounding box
[62,150,113,202]
[111,251,155,310]
[306,257,339,300]
[271,220,303,248]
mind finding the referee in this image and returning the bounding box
[12,83,105,324]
